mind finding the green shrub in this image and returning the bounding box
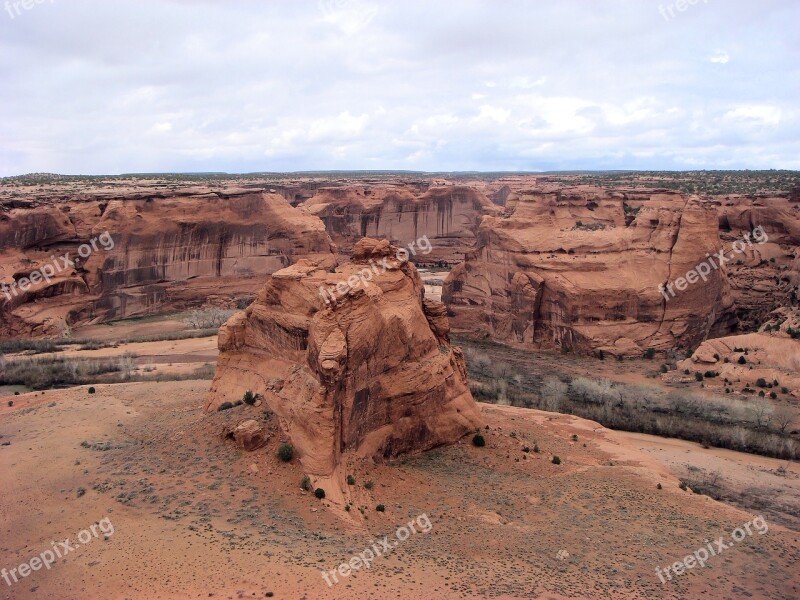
[552,456,561,465]
[88,387,96,394]
[472,434,486,447]
[314,488,326,499]
[278,444,294,462]
[347,475,356,486]
[533,444,540,453]
[695,372,704,381]
[301,476,311,491]
[364,480,374,490]
[738,356,747,365]
[242,390,256,405]
[376,504,385,512]
[77,487,86,497]
[217,402,234,412]
[643,348,656,360]
[756,378,767,388]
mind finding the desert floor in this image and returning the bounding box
[1,380,798,599]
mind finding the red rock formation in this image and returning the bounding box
[717,194,800,329]
[206,238,483,499]
[301,185,500,265]
[443,188,736,356]
[0,189,335,337]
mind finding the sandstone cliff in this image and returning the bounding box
[443,188,737,356]
[0,188,335,338]
[206,238,483,500]
[301,185,500,265]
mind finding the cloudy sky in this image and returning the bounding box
[0,0,797,175]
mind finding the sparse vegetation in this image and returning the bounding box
[278,444,294,462]
[472,434,486,447]
[314,488,326,499]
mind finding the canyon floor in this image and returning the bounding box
[1,377,798,600]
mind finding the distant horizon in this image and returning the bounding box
[3,168,800,179]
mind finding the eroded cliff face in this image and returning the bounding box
[716,194,800,328]
[443,188,737,356]
[301,185,500,265]
[0,189,335,337]
[206,238,483,500]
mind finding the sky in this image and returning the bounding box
[0,0,798,175]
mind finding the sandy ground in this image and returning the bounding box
[1,382,798,599]
[615,431,800,530]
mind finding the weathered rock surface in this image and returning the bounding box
[0,188,335,337]
[716,194,800,329]
[443,188,737,356]
[301,185,500,265]
[227,419,269,452]
[206,238,483,497]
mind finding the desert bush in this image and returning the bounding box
[217,402,234,412]
[552,456,561,465]
[242,390,256,405]
[347,475,356,485]
[301,476,312,491]
[278,444,294,462]
[376,504,385,512]
[364,480,374,490]
[472,434,486,447]
[314,488,326,499]
[183,307,235,330]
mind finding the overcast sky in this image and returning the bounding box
[0,0,797,175]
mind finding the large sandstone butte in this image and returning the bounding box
[206,238,483,499]
[301,184,500,265]
[444,187,738,356]
[0,188,335,337]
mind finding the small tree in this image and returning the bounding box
[772,406,798,435]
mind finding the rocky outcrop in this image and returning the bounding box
[443,188,737,356]
[0,188,336,337]
[226,419,270,452]
[716,194,800,329]
[301,185,500,265]
[206,238,483,499]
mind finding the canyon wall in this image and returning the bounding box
[443,188,738,356]
[0,188,335,337]
[301,185,500,265]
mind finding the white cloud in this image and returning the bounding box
[0,0,797,174]
[710,49,730,64]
